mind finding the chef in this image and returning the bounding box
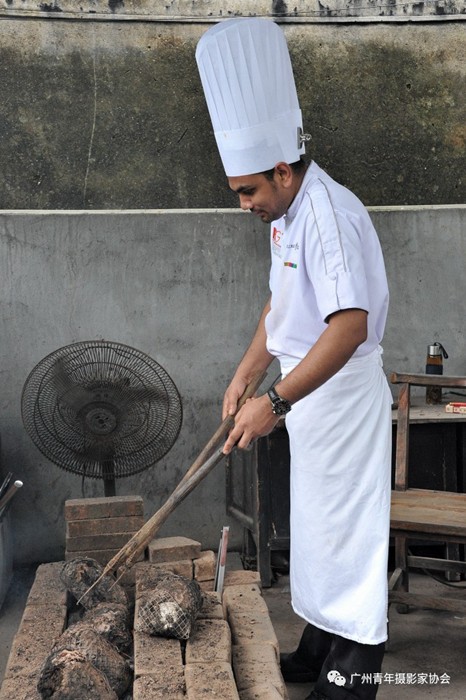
[196,17,392,700]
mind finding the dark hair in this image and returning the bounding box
[262,157,307,180]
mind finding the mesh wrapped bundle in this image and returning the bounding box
[37,649,118,700]
[135,571,202,640]
[82,602,132,654]
[60,558,128,610]
[46,622,131,698]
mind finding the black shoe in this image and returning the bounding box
[312,636,385,700]
[280,623,333,683]
[280,650,320,683]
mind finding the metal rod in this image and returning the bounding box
[0,480,23,514]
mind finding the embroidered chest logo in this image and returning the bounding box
[272,226,283,258]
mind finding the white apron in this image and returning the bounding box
[283,347,392,644]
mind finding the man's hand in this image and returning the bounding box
[222,394,280,455]
[222,375,248,421]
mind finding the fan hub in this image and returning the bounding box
[83,405,118,435]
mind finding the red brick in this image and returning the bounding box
[185,662,240,699]
[193,550,217,581]
[64,495,143,520]
[133,674,185,700]
[148,536,201,563]
[232,644,286,694]
[198,579,215,593]
[198,591,224,620]
[223,570,262,588]
[133,630,183,677]
[65,548,144,566]
[185,619,231,664]
[66,514,144,537]
[66,532,136,551]
[4,617,66,679]
[149,558,193,579]
[26,562,68,607]
[227,610,279,660]
[20,603,67,628]
[223,584,269,616]
[239,684,284,699]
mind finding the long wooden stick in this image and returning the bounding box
[78,370,266,602]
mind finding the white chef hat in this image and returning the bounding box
[196,17,305,177]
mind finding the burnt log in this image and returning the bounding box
[60,558,128,610]
[135,571,202,640]
[37,649,118,700]
[49,622,131,697]
[82,602,132,653]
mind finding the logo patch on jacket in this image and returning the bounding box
[272,226,283,257]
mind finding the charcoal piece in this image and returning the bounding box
[135,571,202,640]
[50,622,131,697]
[82,602,132,653]
[60,558,128,609]
[38,648,118,700]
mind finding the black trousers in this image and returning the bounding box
[298,624,385,699]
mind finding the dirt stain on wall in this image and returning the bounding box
[0,20,464,208]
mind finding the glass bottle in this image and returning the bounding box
[425,342,448,405]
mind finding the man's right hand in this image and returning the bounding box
[222,375,248,420]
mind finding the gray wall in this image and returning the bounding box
[0,206,465,565]
[0,4,464,209]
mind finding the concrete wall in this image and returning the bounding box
[0,206,465,564]
[0,4,464,209]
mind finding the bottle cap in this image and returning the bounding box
[428,344,441,356]
[427,342,448,358]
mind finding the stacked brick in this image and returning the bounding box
[1,534,288,699]
[225,583,287,699]
[64,495,144,565]
[134,536,288,700]
[0,563,68,700]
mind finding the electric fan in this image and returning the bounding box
[21,340,183,496]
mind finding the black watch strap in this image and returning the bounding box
[267,387,292,415]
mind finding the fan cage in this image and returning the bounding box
[21,341,183,479]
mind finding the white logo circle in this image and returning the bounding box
[327,669,346,686]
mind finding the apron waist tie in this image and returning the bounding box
[280,345,384,378]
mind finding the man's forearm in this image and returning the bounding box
[274,308,368,404]
[222,298,274,419]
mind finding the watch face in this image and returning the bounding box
[272,398,291,415]
[268,389,291,415]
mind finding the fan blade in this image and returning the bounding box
[118,385,168,408]
[50,359,97,413]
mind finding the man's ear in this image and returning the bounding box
[274,162,293,187]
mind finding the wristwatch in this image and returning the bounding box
[267,387,292,416]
